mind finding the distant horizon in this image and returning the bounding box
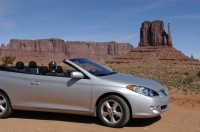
[0,32,199,61]
[0,0,199,59]
[1,38,133,44]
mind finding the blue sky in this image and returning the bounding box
[0,0,200,59]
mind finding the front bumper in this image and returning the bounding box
[127,93,169,118]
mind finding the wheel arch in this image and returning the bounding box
[0,89,12,105]
[95,92,132,117]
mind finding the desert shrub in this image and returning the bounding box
[183,76,194,84]
[197,71,200,77]
[1,55,16,66]
[174,71,179,74]
[183,72,189,75]
[182,88,188,94]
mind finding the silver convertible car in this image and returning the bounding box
[0,58,169,127]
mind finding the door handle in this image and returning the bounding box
[30,82,35,85]
[35,81,40,85]
[30,81,40,85]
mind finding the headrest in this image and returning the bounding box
[39,66,48,75]
[49,61,57,68]
[56,66,63,73]
[29,61,37,68]
[15,61,24,69]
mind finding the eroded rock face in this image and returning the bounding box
[8,38,65,52]
[0,38,133,62]
[139,20,172,47]
[108,46,200,64]
[64,41,132,57]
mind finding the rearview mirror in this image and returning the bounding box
[70,71,84,79]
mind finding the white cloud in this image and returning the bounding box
[193,54,200,60]
[115,33,139,44]
[169,14,200,20]
[121,1,166,16]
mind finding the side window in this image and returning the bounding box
[62,64,79,77]
[72,61,99,73]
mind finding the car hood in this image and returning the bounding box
[99,73,164,91]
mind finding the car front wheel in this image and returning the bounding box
[97,95,130,128]
[0,92,12,118]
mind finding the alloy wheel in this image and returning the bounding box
[100,99,123,124]
[0,95,7,116]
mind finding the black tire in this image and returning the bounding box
[97,95,130,128]
[0,92,13,118]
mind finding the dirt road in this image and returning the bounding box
[0,94,200,132]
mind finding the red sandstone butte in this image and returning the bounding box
[109,21,199,64]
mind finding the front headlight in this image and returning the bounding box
[127,85,159,97]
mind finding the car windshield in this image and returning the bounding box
[69,58,116,76]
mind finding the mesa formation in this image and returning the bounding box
[0,20,199,64]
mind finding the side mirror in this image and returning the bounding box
[70,71,84,79]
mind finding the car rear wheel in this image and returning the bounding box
[97,95,130,128]
[0,92,12,118]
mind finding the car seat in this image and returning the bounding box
[15,61,26,73]
[27,61,38,74]
[56,66,65,76]
[39,66,48,75]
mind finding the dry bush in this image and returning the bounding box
[197,71,200,77]
[183,76,194,84]
[1,55,16,66]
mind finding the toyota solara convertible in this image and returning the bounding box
[0,58,169,127]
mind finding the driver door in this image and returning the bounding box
[29,74,92,112]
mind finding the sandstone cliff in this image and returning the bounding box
[65,41,132,57]
[139,20,172,47]
[0,38,133,62]
[8,38,65,52]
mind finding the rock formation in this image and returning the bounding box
[167,23,172,46]
[139,20,172,47]
[109,46,199,64]
[108,21,199,64]
[0,38,134,62]
[8,39,65,53]
[65,41,132,57]
[0,20,198,65]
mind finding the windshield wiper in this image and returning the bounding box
[97,72,117,76]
